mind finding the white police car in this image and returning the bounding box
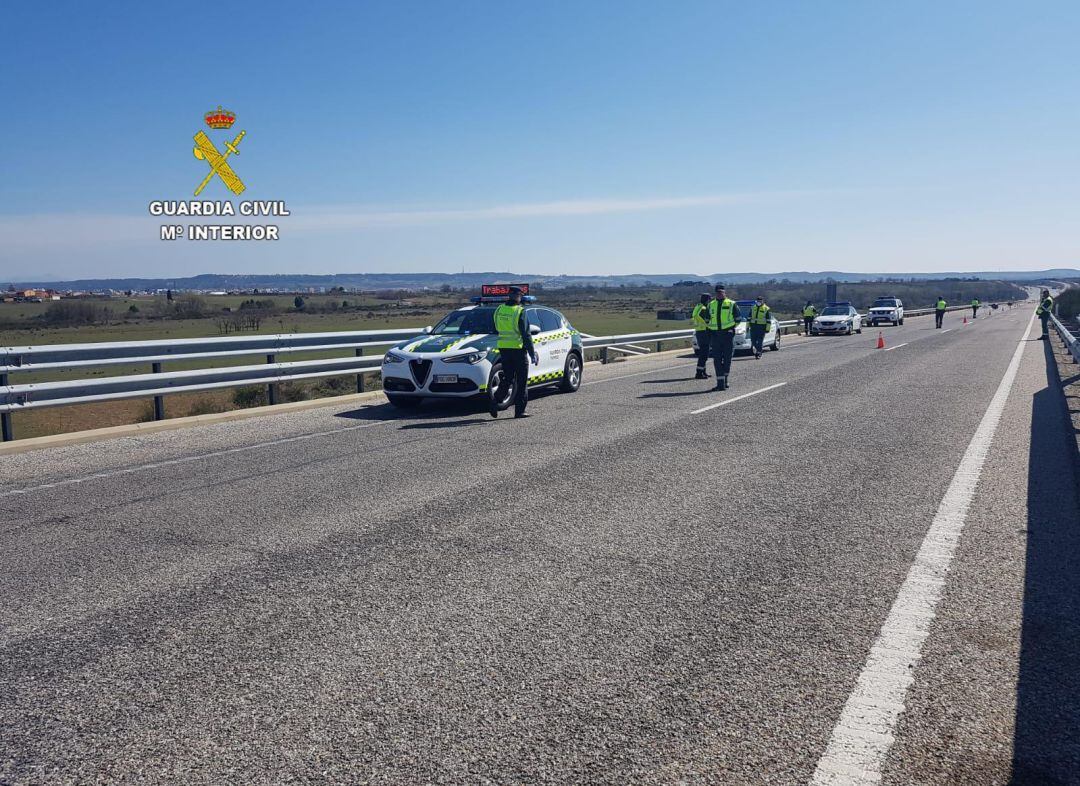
[381,286,584,410]
[812,302,863,335]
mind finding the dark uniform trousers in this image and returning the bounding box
[1041,313,1051,337]
[804,317,814,335]
[494,348,530,415]
[712,329,735,378]
[935,310,945,328]
[696,329,713,371]
[750,324,767,354]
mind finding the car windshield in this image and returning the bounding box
[432,307,497,335]
[821,306,849,316]
[873,299,898,308]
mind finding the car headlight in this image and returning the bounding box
[444,350,488,365]
[383,350,406,363]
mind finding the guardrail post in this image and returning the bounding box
[266,354,278,405]
[655,341,663,353]
[151,363,165,421]
[355,347,365,393]
[601,347,609,364]
[1,371,11,442]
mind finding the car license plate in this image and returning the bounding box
[434,374,458,383]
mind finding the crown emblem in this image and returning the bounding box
[204,106,236,130]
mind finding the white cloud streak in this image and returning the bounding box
[0,191,822,252]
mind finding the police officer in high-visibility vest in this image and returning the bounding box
[802,301,817,336]
[935,297,947,329]
[490,287,539,418]
[708,283,743,391]
[749,296,771,359]
[691,293,712,379]
[1036,289,1054,340]
[971,298,980,319]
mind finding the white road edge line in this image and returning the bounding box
[0,419,396,499]
[883,343,908,352]
[690,382,787,415]
[941,329,953,333]
[810,312,1035,785]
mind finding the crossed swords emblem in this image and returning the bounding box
[192,130,247,196]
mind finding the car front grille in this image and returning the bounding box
[410,359,432,387]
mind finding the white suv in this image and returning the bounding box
[867,297,904,326]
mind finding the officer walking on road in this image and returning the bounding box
[1036,289,1054,340]
[935,297,947,329]
[749,295,771,359]
[708,283,743,391]
[691,293,712,379]
[802,301,817,336]
[490,286,539,419]
[971,298,980,319]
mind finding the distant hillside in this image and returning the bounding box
[8,269,1078,291]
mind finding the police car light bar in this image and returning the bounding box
[470,295,537,304]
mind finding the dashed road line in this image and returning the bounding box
[810,312,1035,785]
[883,343,908,352]
[690,382,787,415]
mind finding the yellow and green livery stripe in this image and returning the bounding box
[527,370,564,385]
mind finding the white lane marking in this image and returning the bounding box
[690,382,787,415]
[940,329,953,334]
[0,418,396,499]
[811,313,1035,785]
[883,343,908,352]
[583,363,695,386]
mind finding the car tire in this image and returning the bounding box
[560,352,582,392]
[770,334,780,351]
[386,394,422,408]
[487,363,516,411]
[856,325,862,334]
[847,324,853,335]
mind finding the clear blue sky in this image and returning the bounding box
[2,0,1079,280]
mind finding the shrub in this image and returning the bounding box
[187,397,227,416]
[42,300,111,326]
[232,386,266,408]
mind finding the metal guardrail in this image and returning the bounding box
[0,302,1023,441]
[1050,312,1080,363]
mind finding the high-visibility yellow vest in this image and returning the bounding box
[803,305,816,318]
[936,300,947,310]
[1036,296,1053,316]
[708,298,736,330]
[750,304,770,325]
[691,303,708,331]
[971,299,980,307]
[494,303,525,349]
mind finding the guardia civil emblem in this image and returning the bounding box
[193,106,246,196]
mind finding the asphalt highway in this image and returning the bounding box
[2,306,1077,784]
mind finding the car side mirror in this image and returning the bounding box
[529,325,541,335]
[422,325,433,334]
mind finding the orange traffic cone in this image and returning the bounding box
[963,316,968,325]
[876,331,885,349]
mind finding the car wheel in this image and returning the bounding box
[856,325,862,334]
[560,352,582,392]
[386,394,422,408]
[487,363,516,411]
[770,334,780,351]
[847,324,853,335]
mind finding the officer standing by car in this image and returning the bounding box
[490,286,539,419]
[691,293,712,379]
[708,283,743,391]
[802,301,817,335]
[935,297,947,329]
[971,298,980,319]
[1036,289,1054,339]
[749,296,771,359]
